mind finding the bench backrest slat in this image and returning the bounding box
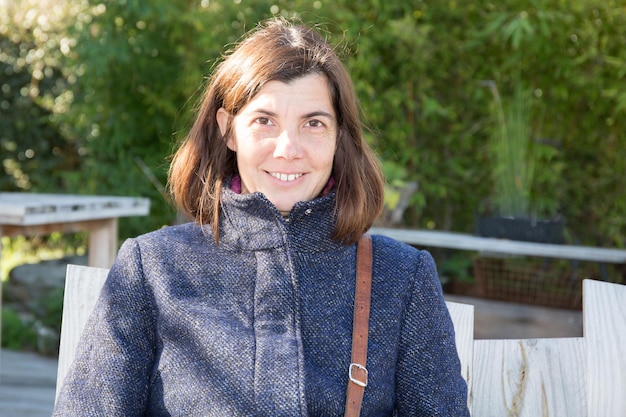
[445,300,475,411]
[55,264,108,402]
[584,279,626,416]
[473,337,587,416]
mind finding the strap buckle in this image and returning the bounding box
[349,363,368,387]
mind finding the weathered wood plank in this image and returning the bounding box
[446,301,475,412]
[55,264,109,401]
[0,193,149,226]
[584,279,626,416]
[1,219,113,238]
[370,227,626,263]
[472,337,587,417]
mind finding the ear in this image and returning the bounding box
[216,108,236,151]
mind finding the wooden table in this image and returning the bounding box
[0,193,150,268]
[370,227,626,264]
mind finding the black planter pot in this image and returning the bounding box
[475,215,565,244]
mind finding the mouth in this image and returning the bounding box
[269,172,304,182]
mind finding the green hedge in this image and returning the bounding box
[1,0,625,247]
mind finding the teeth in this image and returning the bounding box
[271,172,303,182]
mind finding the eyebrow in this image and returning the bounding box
[303,111,335,120]
[251,109,335,120]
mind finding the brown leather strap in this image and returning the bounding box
[345,233,373,417]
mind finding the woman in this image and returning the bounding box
[54,18,469,416]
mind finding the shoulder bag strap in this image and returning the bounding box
[344,233,373,417]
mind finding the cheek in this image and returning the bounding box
[234,147,254,168]
[233,138,268,168]
[318,141,337,167]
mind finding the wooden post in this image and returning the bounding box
[86,218,118,268]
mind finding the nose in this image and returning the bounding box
[273,128,302,160]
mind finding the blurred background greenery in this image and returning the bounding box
[1,0,625,246]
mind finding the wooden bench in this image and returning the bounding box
[56,265,626,415]
[370,227,626,264]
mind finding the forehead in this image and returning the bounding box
[241,73,335,114]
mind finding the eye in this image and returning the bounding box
[306,119,324,128]
[254,117,273,126]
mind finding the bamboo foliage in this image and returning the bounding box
[484,82,536,218]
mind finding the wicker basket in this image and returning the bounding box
[473,256,583,309]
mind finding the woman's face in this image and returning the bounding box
[217,73,338,215]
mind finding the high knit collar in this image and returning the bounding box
[217,179,345,253]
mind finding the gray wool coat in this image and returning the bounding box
[53,187,469,416]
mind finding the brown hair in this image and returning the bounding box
[168,18,384,244]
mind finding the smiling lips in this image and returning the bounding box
[270,172,304,182]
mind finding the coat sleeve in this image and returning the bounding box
[53,239,156,416]
[394,250,470,416]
